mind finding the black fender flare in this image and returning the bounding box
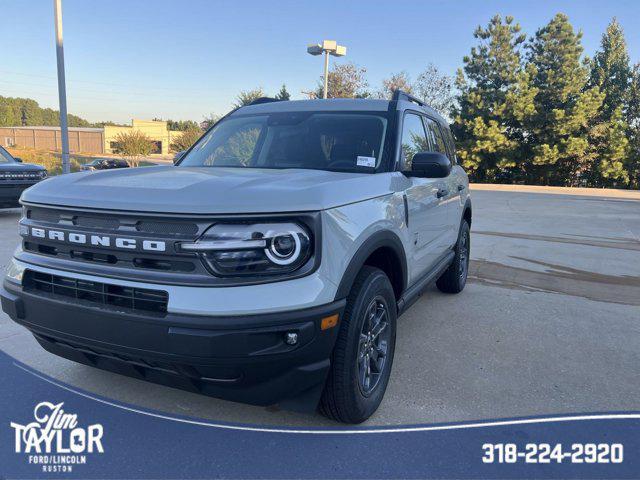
[463,197,472,224]
[334,230,408,301]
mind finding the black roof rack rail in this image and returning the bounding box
[248,97,282,106]
[392,89,426,107]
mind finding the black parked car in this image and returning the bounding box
[0,146,47,208]
[81,158,130,171]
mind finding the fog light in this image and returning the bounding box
[284,332,298,345]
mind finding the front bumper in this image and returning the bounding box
[0,183,38,207]
[1,278,345,410]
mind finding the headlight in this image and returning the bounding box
[5,259,25,284]
[179,222,313,277]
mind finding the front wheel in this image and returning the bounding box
[436,219,470,294]
[319,266,397,423]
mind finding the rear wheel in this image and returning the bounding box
[319,266,397,423]
[436,220,470,294]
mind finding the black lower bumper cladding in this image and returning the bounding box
[0,184,37,207]
[1,279,345,411]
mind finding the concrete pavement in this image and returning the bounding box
[1,185,639,426]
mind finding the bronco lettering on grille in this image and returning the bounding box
[26,227,166,252]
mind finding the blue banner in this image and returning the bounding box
[1,351,638,479]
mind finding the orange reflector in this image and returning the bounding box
[321,314,339,330]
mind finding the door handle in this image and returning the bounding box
[457,184,465,192]
[436,188,449,198]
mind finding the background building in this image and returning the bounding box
[0,120,182,156]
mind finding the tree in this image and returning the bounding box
[377,71,413,99]
[590,19,632,121]
[165,119,200,131]
[627,64,640,188]
[233,88,265,108]
[525,13,603,185]
[587,18,633,187]
[112,130,153,166]
[170,127,202,152]
[593,107,629,185]
[0,102,15,126]
[0,95,93,128]
[200,113,222,130]
[275,84,291,101]
[453,15,535,182]
[18,98,43,126]
[200,113,221,130]
[414,64,455,118]
[315,63,370,99]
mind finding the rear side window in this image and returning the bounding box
[442,126,457,164]
[400,113,429,170]
[424,118,447,155]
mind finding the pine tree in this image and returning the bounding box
[595,107,629,185]
[526,13,603,185]
[588,18,632,186]
[275,84,291,101]
[453,15,536,182]
[627,64,640,188]
[590,19,632,120]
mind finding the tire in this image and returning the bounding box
[319,266,397,423]
[436,219,470,294]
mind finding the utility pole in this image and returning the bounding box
[54,0,70,174]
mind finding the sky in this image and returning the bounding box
[1,0,640,124]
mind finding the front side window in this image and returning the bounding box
[400,113,429,170]
[179,112,388,173]
[0,146,14,164]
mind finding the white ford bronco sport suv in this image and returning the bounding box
[1,91,471,423]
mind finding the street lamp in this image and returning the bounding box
[307,40,347,99]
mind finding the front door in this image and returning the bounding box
[400,112,450,284]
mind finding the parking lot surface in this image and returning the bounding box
[1,185,639,427]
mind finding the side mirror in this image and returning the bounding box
[14,157,23,163]
[407,152,451,178]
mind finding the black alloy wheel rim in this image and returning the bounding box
[357,295,390,396]
[458,229,469,281]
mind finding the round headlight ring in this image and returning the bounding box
[265,231,302,265]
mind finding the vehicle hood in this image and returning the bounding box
[0,162,46,172]
[21,166,405,214]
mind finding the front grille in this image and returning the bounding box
[28,209,59,223]
[26,207,199,236]
[0,172,43,181]
[137,220,198,236]
[24,270,168,315]
[74,215,120,230]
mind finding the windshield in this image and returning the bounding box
[179,112,388,173]
[0,146,14,164]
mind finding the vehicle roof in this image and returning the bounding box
[230,98,447,125]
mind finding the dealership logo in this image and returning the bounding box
[10,401,104,474]
[23,225,166,252]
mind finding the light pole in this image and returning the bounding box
[54,0,70,174]
[307,40,347,99]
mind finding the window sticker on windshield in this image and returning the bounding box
[357,156,376,168]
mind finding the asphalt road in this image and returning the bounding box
[1,185,639,427]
